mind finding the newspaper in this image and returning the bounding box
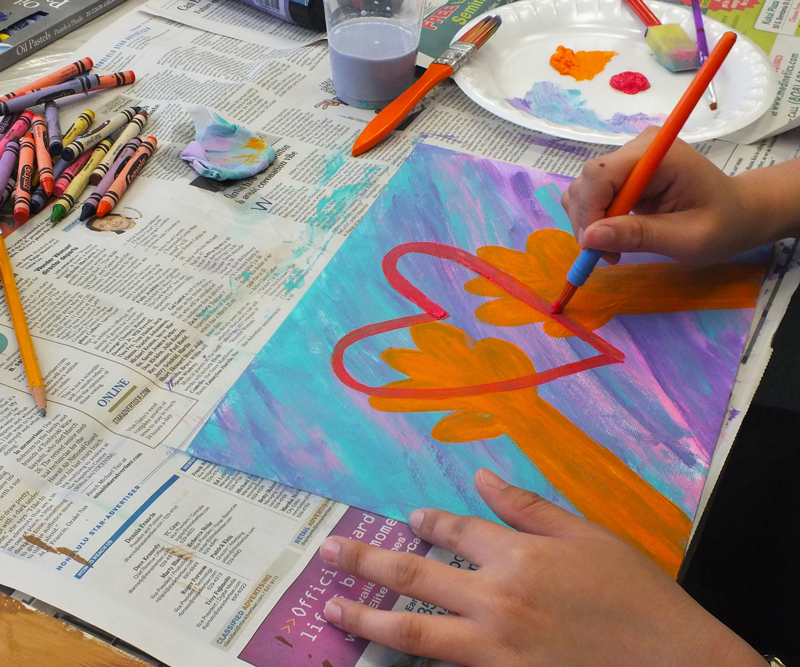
[0,6,798,667]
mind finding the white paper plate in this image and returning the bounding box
[452,0,778,145]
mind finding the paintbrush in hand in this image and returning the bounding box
[351,15,501,156]
[691,0,717,109]
[551,31,737,314]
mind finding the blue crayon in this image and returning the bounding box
[51,157,72,182]
[44,101,63,156]
[29,184,48,215]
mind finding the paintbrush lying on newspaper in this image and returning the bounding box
[351,14,502,156]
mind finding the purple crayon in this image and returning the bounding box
[0,75,101,116]
[80,136,142,221]
[0,139,20,202]
[0,71,135,116]
[44,101,63,156]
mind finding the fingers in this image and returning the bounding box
[319,536,473,612]
[408,507,517,567]
[563,128,660,235]
[324,597,481,664]
[475,468,591,538]
[582,210,723,265]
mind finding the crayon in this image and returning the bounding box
[51,140,113,222]
[0,112,21,140]
[81,137,142,220]
[52,150,93,199]
[14,134,35,224]
[1,173,16,208]
[97,136,157,217]
[44,101,63,156]
[30,115,54,196]
[61,106,140,163]
[29,184,48,215]
[63,109,95,146]
[0,139,19,201]
[0,71,136,116]
[89,110,148,185]
[38,157,73,210]
[0,111,34,156]
[0,58,93,103]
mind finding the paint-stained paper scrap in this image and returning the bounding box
[180,105,276,181]
[188,144,768,577]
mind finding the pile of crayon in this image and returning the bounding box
[0,57,149,224]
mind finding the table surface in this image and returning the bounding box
[0,590,151,667]
[1,2,799,665]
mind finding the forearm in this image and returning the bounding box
[735,157,800,243]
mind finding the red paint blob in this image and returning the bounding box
[609,71,651,95]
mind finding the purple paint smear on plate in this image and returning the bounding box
[508,81,667,134]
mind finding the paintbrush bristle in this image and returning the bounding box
[459,15,502,49]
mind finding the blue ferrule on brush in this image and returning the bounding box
[566,248,604,286]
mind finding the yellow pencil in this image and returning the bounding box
[0,235,46,416]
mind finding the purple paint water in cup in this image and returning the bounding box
[328,18,418,109]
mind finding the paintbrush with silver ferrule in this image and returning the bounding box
[351,14,501,156]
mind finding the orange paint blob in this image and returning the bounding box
[550,45,619,81]
[245,136,266,149]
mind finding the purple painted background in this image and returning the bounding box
[190,144,766,529]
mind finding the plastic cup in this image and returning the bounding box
[324,0,424,109]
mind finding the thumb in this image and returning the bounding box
[583,210,715,264]
[474,468,589,538]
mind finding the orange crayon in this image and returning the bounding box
[30,115,54,195]
[89,71,136,97]
[0,57,93,103]
[96,136,157,217]
[14,133,35,224]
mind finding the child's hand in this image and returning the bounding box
[320,469,764,667]
[561,127,781,265]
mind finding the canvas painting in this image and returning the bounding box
[188,144,766,576]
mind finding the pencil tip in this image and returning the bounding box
[550,301,563,314]
[710,102,717,110]
[39,408,46,418]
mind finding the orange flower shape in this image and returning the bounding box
[370,321,536,442]
[465,229,765,337]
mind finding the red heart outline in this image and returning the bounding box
[331,241,624,399]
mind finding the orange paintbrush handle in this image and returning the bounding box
[352,63,454,156]
[622,0,661,27]
[607,31,736,218]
